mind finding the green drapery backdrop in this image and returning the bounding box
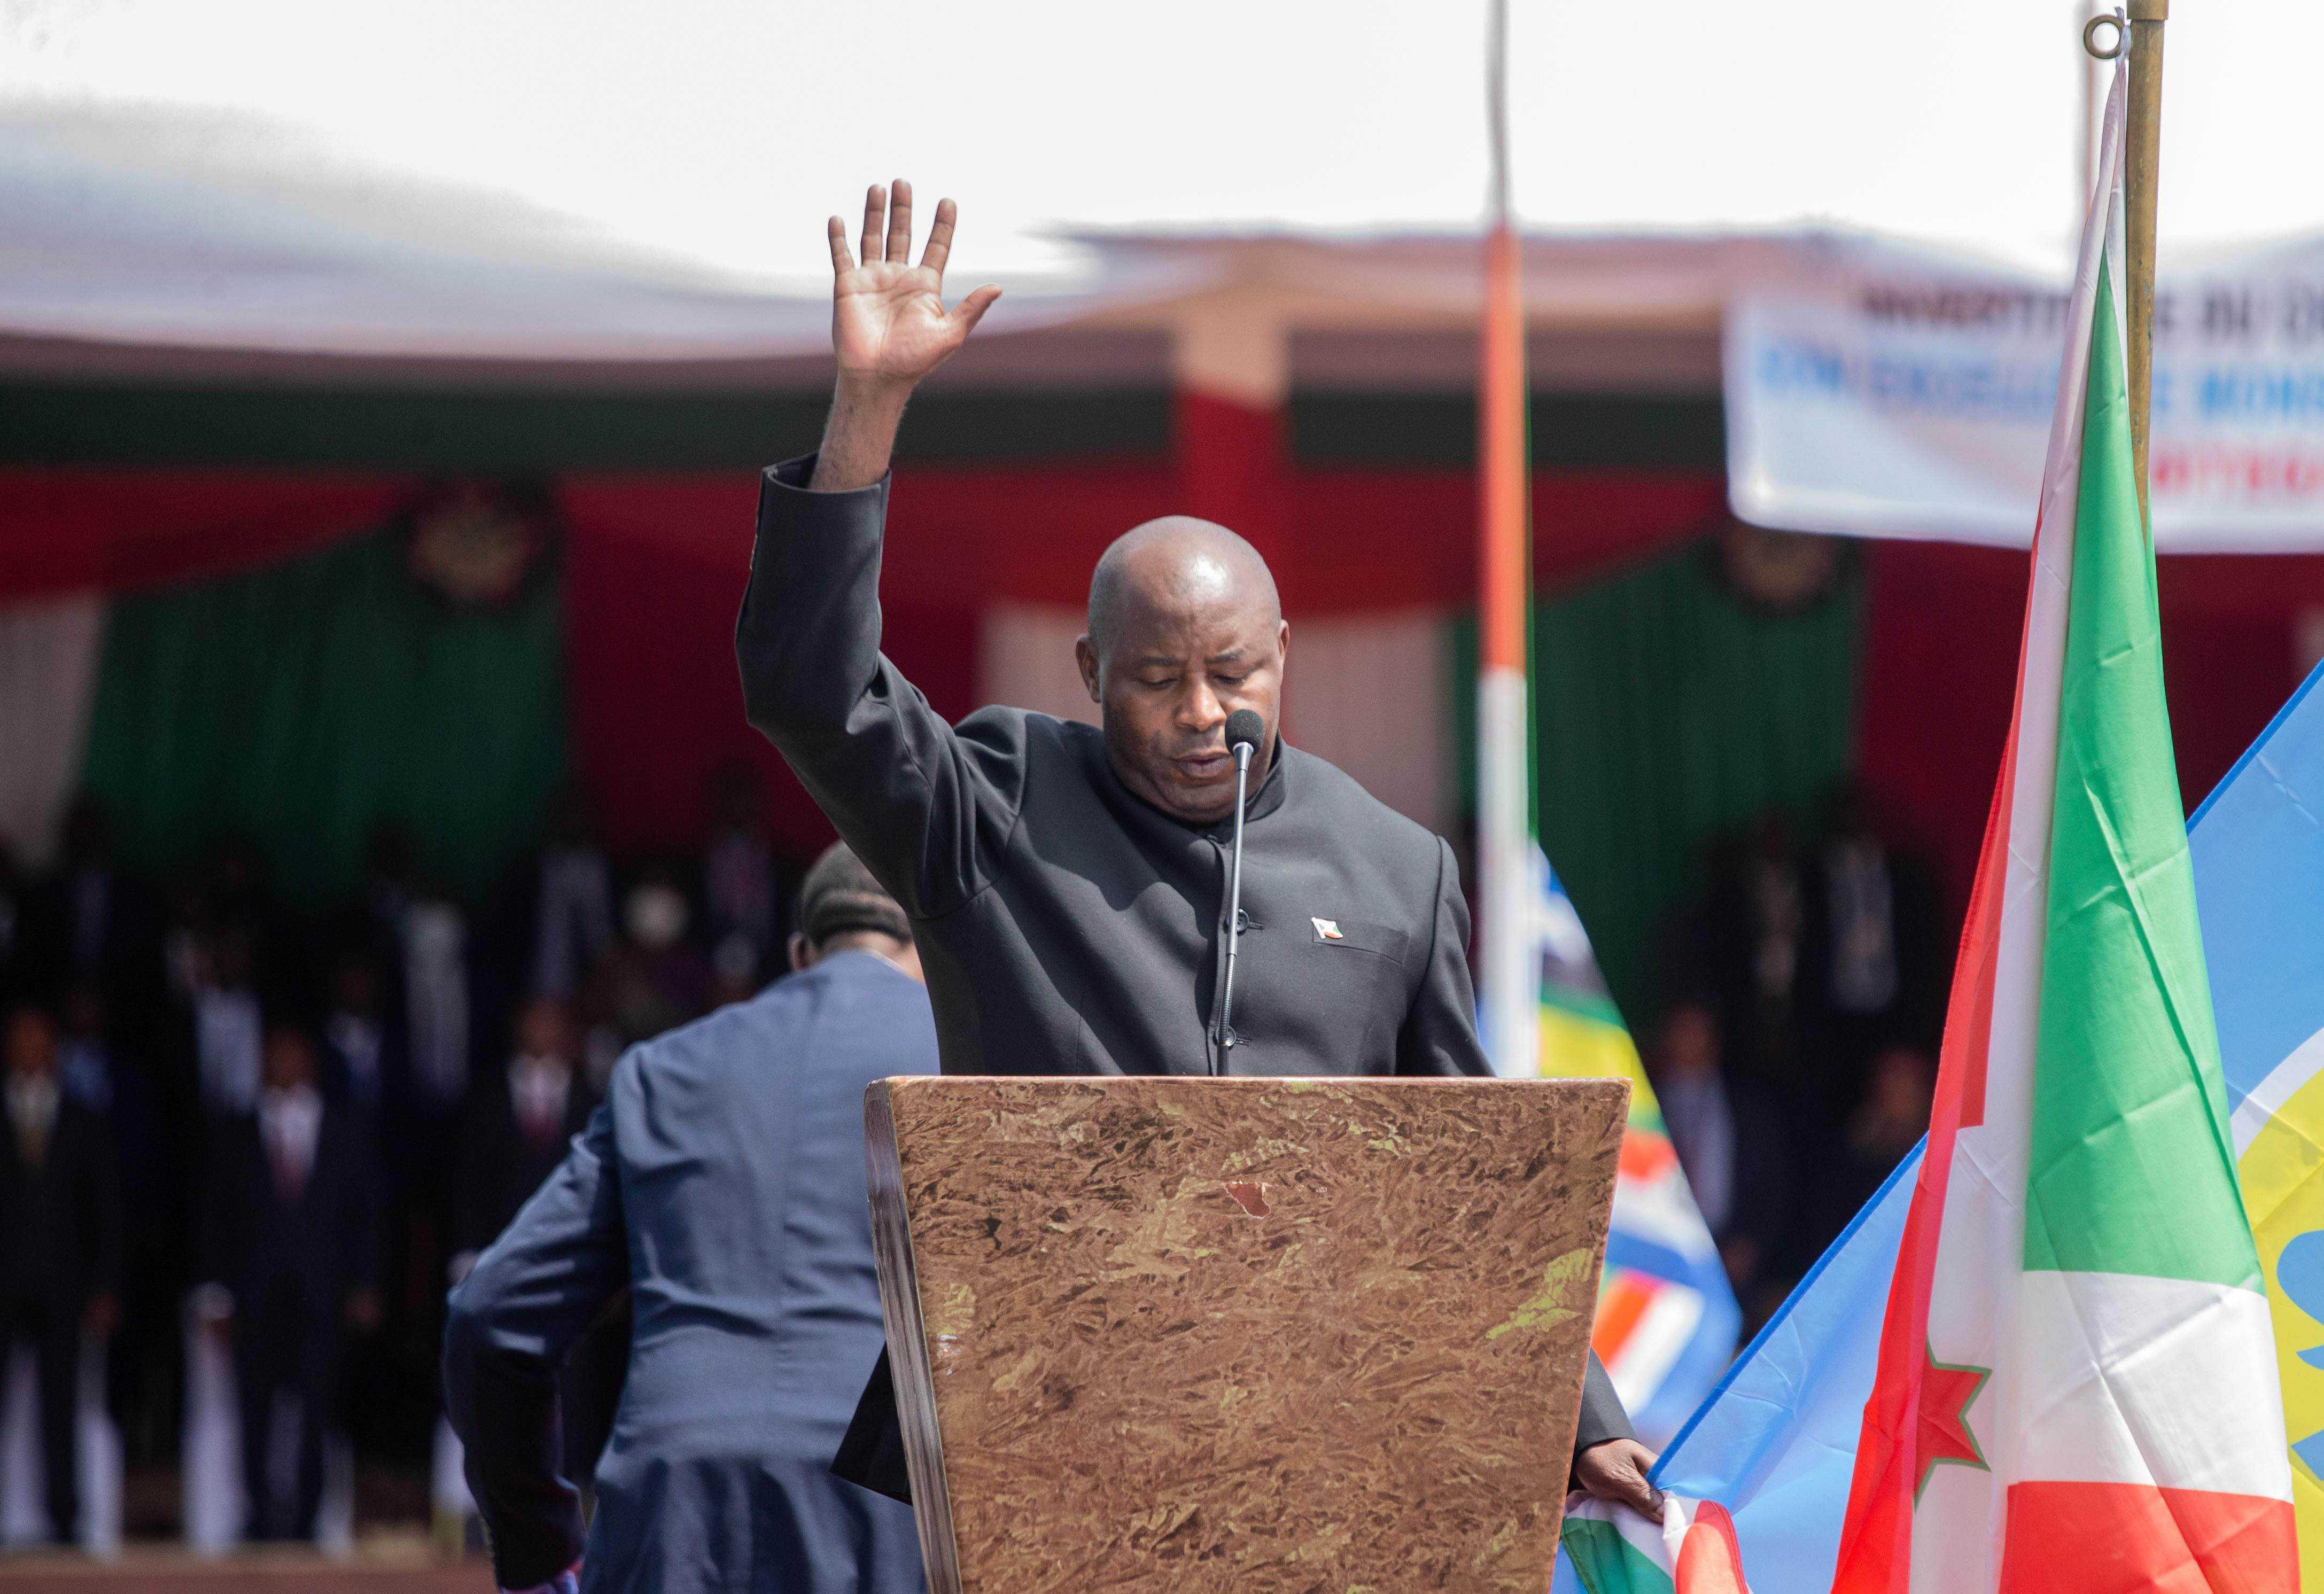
[81,528,567,909]
[1455,539,1864,1028]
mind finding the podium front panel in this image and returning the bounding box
[866,1076,1627,1594]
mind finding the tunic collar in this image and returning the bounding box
[1085,732,1293,843]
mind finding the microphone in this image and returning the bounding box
[1214,709,1265,1072]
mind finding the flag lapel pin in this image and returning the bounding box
[1312,917,1343,940]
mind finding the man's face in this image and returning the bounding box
[263,1030,317,1092]
[1077,580,1287,826]
[5,1012,54,1081]
[514,998,571,1062]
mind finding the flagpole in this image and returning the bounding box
[1478,0,1537,1077]
[2123,0,2166,525]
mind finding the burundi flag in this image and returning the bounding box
[1829,64,2294,1592]
[1563,1495,1752,1594]
[1536,853,1742,1443]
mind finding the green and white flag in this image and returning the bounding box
[1828,63,2296,1594]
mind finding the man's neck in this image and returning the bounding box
[817,932,922,982]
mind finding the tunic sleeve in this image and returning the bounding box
[442,1097,628,1591]
[736,456,1025,918]
[1393,835,1495,1078]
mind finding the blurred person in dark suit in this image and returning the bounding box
[0,842,25,1012]
[452,997,594,1274]
[702,760,781,991]
[21,798,158,1047]
[193,923,266,1120]
[321,947,394,1129]
[608,864,710,1044]
[451,996,613,1499]
[195,1022,382,1542]
[201,835,298,1009]
[0,1002,121,1545]
[1795,1041,1933,1272]
[1648,996,1799,1327]
[318,942,431,1463]
[525,789,618,1006]
[1802,782,1942,1126]
[445,842,934,1594]
[1690,813,1810,1102]
[58,977,174,1461]
[399,884,478,1393]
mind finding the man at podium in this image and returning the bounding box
[737,182,1661,1520]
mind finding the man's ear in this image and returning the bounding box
[1276,618,1289,673]
[1074,635,1102,703]
[787,932,814,974]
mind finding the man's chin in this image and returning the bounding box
[1155,777,1235,826]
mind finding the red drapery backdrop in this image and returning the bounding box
[9,461,2313,896]
[1,460,1724,858]
[1854,538,2324,923]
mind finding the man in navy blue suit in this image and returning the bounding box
[444,843,935,1594]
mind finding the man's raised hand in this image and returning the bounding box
[827,181,1000,390]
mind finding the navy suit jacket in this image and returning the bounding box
[444,951,936,1593]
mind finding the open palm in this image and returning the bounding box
[828,181,1000,386]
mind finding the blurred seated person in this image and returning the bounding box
[446,842,935,1594]
[0,1003,120,1546]
[195,1022,382,1542]
[1650,997,1797,1319]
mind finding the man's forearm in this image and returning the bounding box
[810,376,913,492]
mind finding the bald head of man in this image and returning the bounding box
[1074,517,1288,826]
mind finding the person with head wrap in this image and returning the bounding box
[444,842,935,1594]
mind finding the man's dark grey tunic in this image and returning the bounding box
[739,457,1483,1082]
[444,952,935,1593]
[737,455,1634,1467]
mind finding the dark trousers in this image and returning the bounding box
[1,1293,80,1543]
[234,1280,339,1542]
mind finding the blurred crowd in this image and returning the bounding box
[1647,783,1945,1331]
[0,761,797,1546]
[0,761,1942,1546]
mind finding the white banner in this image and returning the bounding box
[1727,234,2324,550]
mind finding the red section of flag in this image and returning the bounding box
[1829,677,2023,1593]
[1591,1270,1654,1360]
[1914,1349,1991,1498]
[1997,1481,2297,1594]
[1619,1130,1678,1182]
[1676,1500,1751,1594]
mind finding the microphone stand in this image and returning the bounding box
[1213,737,1254,1075]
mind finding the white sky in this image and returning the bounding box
[2,0,2314,290]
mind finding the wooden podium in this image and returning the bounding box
[865,1076,1628,1594]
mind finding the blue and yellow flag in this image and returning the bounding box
[1534,855,1742,1443]
[2190,660,2324,1587]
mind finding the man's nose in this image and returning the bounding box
[1178,678,1226,733]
